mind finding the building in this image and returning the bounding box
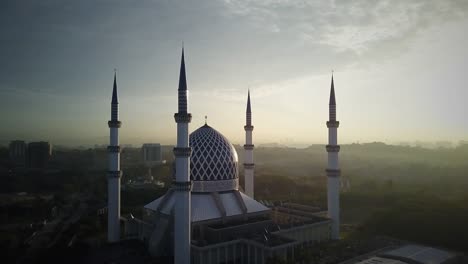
[133,126,332,261]
[27,141,52,169]
[142,143,163,164]
[9,140,27,167]
[141,143,166,180]
[344,244,465,264]
[111,49,341,264]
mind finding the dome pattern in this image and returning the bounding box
[189,125,239,192]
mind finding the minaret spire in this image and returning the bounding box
[329,72,337,121]
[246,89,252,126]
[326,72,341,240]
[112,71,118,105]
[107,72,122,243]
[173,47,192,264]
[244,90,255,198]
[178,48,188,113]
[329,72,336,106]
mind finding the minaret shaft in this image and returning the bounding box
[326,74,340,240]
[176,123,189,151]
[173,48,192,264]
[244,91,255,198]
[107,73,121,243]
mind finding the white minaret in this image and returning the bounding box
[173,48,192,264]
[107,72,122,243]
[326,73,341,240]
[243,90,255,198]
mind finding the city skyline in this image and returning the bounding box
[1,0,468,146]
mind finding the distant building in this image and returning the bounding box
[142,143,163,164]
[347,244,464,264]
[341,176,351,192]
[9,140,27,167]
[28,141,52,168]
[141,143,166,179]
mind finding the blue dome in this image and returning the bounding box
[189,125,239,192]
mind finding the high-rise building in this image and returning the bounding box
[142,143,164,179]
[9,140,27,167]
[142,143,162,164]
[27,141,51,169]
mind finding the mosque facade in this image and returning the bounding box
[109,49,340,264]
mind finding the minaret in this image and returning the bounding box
[107,72,122,243]
[244,90,255,198]
[326,73,341,240]
[173,48,192,264]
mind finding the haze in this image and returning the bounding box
[1,0,468,146]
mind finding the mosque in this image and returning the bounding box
[105,49,341,264]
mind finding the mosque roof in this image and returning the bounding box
[144,191,269,223]
[144,124,268,222]
[189,125,239,192]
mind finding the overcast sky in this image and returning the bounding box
[1,0,468,147]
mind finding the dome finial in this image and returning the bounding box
[203,115,210,127]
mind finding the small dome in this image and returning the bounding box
[189,125,239,192]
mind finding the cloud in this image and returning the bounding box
[220,0,468,54]
[0,85,57,98]
[197,72,323,105]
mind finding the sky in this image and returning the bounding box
[1,0,468,147]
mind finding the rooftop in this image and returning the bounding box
[355,256,407,264]
[144,190,270,223]
[348,244,463,264]
[379,244,458,264]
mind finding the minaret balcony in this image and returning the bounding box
[243,144,254,150]
[174,113,192,123]
[326,145,340,152]
[107,146,121,153]
[243,163,255,169]
[244,125,254,131]
[326,121,339,128]
[173,147,192,157]
[325,168,341,177]
[107,170,122,178]
[108,120,122,128]
[172,181,192,191]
